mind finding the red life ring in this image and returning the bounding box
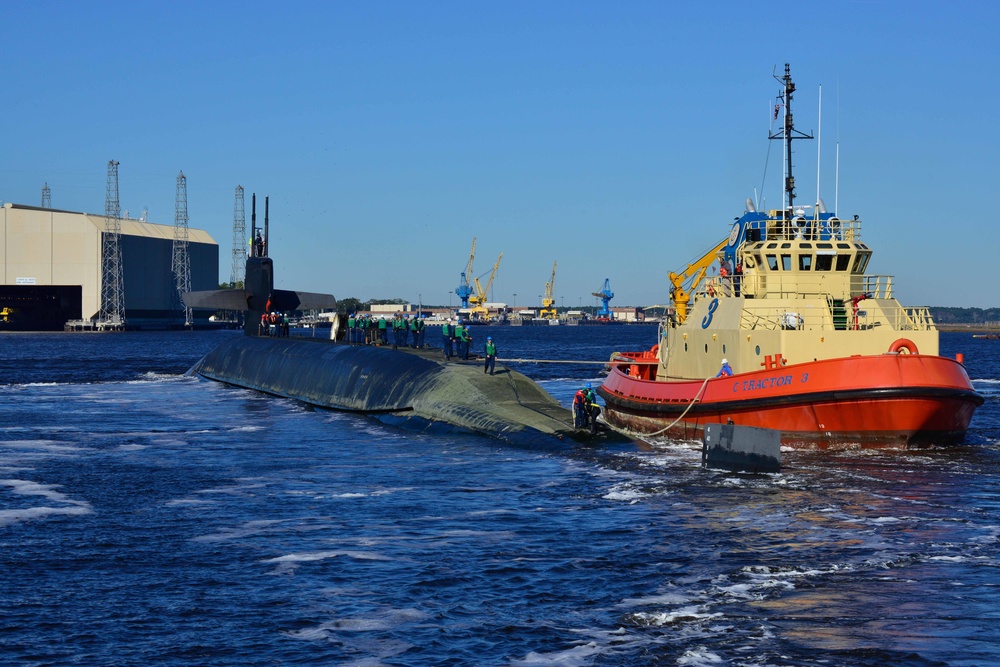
[650,344,659,356]
[888,338,918,355]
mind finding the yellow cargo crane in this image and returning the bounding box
[469,252,503,321]
[539,261,557,319]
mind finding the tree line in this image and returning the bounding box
[929,307,1000,325]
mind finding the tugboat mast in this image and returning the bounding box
[769,63,813,213]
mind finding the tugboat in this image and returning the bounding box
[598,65,983,448]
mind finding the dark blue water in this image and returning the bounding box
[1,327,999,666]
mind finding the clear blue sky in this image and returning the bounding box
[3,1,998,308]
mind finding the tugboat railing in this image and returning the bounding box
[852,275,893,299]
[896,306,935,331]
[737,301,935,332]
[757,217,861,242]
[699,273,895,301]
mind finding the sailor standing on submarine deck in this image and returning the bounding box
[484,336,497,375]
[454,321,467,360]
[411,315,425,348]
[442,319,454,359]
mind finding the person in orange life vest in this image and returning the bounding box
[716,358,734,377]
[719,258,732,296]
[573,388,588,428]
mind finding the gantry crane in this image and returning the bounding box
[469,252,503,320]
[539,261,557,319]
[455,237,476,308]
[592,278,614,319]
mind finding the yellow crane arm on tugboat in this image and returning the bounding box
[667,238,728,324]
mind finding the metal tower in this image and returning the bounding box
[98,160,125,329]
[41,182,51,208]
[172,171,192,326]
[231,185,246,286]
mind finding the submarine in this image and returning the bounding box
[184,197,626,449]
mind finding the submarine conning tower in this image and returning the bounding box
[183,194,334,333]
[245,193,274,337]
[245,256,274,337]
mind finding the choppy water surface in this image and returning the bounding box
[1,328,999,666]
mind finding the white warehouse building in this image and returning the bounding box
[0,202,219,330]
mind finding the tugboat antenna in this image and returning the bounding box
[769,63,813,213]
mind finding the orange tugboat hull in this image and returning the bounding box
[598,353,983,448]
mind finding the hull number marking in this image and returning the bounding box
[701,298,719,329]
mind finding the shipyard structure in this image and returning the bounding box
[0,203,219,330]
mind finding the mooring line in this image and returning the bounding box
[499,358,658,364]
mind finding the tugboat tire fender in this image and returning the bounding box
[888,338,918,355]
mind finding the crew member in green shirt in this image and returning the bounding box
[484,336,497,375]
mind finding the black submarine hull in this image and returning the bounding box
[190,335,622,449]
[185,201,626,449]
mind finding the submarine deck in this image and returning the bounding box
[190,336,628,449]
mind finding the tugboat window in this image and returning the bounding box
[853,252,870,273]
[755,345,760,355]
[781,254,792,271]
[836,255,851,271]
[815,254,833,271]
[799,255,813,270]
[766,255,779,270]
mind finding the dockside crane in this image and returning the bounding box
[539,261,558,319]
[592,278,614,319]
[469,252,503,320]
[455,237,476,309]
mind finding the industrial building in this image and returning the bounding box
[0,202,219,330]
